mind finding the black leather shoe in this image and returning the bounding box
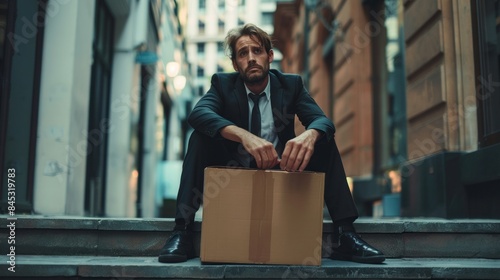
[158,230,195,263]
[331,230,385,264]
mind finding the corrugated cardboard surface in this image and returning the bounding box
[200,167,325,266]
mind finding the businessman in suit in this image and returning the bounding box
[158,23,385,264]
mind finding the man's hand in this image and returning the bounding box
[241,134,280,169]
[280,129,322,172]
[220,125,279,169]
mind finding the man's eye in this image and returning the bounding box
[239,51,247,57]
[254,49,262,54]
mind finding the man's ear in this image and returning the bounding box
[232,60,238,72]
[268,49,274,64]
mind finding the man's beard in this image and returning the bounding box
[241,67,269,85]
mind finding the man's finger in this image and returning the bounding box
[280,148,290,170]
[253,152,262,168]
[298,149,313,172]
[291,146,306,171]
[286,144,300,171]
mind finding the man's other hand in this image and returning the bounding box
[280,129,321,172]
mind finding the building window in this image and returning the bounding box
[198,85,205,96]
[0,0,48,213]
[383,0,407,165]
[217,65,224,73]
[217,42,224,55]
[197,43,205,56]
[219,0,225,9]
[86,0,115,216]
[198,20,205,34]
[261,12,273,26]
[475,0,500,147]
[197,66,204,77]
[199,0,206,10]
[218,18,224,33]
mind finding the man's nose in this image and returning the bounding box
[248,52,256,63]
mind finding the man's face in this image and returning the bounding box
[232,35,274,84]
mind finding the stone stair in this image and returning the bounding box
[1,215,499,279]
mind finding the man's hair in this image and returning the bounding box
[224,23,273,61]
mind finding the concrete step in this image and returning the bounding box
[1,216,500,259]
[1,255,500,279]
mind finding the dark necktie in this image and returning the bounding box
[249,93,264,137]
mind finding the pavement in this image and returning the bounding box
[1,255,500,279]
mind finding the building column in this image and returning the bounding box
[140,77,161,218]
[104,1,141,218]
[33,0,95,215]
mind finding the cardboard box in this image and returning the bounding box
[200,167,325,266]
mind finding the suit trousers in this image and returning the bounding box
[174,131,359,228]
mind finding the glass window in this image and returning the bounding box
[384,0,407,164]
[475,0,500,147]
[197,43,205,56]
[86,0,115,216]
[261,12,273,26]
[218,18,224,33]
[199,0,206,10]
[197,66,204,77]
[198,20,205,34]
[217,42,224,55]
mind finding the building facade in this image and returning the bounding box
[0,0,193,218]
[275,0,500,218]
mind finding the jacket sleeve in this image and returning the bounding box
[293,75,336,141]
[187,74,235,138]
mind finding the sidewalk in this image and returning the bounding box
[1,255,500,279]
[1,216,499,279]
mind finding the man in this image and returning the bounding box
[158,23,385,264]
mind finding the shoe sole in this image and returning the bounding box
[331,252,386,264]
[158,254,193,263]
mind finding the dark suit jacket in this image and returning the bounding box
[188,69,335,152]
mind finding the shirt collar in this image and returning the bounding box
[244,75,271,101]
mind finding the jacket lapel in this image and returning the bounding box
[269,72,284,137]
